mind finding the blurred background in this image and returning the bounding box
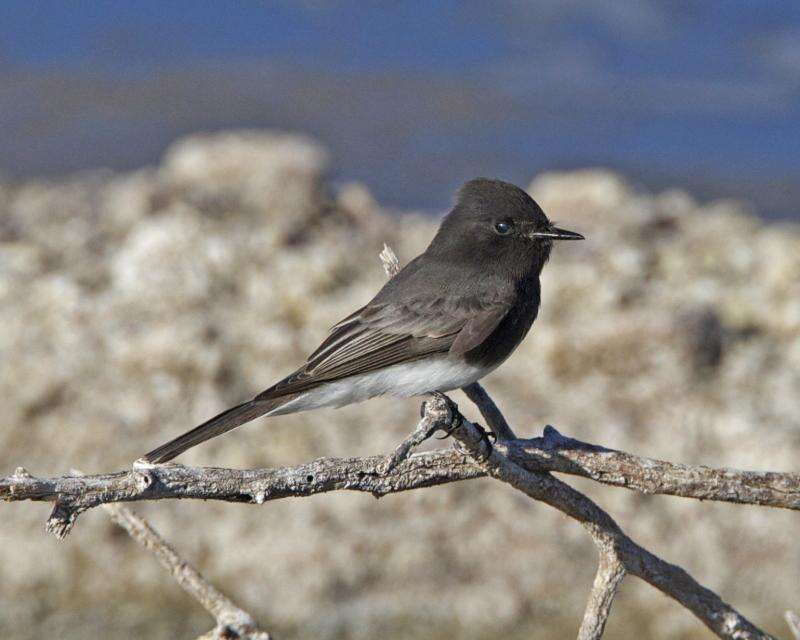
[1,3,799,640]
[2,1,800,219]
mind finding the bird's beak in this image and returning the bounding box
[528,226,585,241]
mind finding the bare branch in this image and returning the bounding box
[432,396,777,640]
[461,382,517,440]
[787,611,800,640]
[4,425,796,539]
[382,397,450,473]
[104,502,270,639]
[3,451,483,538]
[578,549,626,640]
[2,403,788,638]
[501,427,800,510]
[65,468,271,639]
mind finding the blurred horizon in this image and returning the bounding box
[1,1,799,219]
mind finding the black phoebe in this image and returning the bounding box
[141,178,583,464]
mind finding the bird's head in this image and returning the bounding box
[429,178,584,273]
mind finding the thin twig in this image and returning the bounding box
[104,502,270,639]
[461,382,517,440]
[577,548,626,640]
[379,242,401,278]
[69,470,270,640]
[501,427,800,510]
[787,611,800,640]
[381,395,453,473]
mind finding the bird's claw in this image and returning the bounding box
[478,425,496,451]
[424,391,493,457]
[434,414,464,439]
[426,391,463,439]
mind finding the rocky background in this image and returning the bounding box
[1,131,798,639]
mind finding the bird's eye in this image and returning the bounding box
[494,221,513,236]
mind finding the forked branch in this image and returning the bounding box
[421,394,777,640]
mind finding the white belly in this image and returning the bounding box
[267,356,491,416]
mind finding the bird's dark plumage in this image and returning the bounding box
[141,178,583,464]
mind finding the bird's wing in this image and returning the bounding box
[256,297,511,400]
[449,306,509,356]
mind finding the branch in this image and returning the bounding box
[104,501,270,640]
[461,382,517,440]
[578,548,626,640]
[502,427,800,510]
[66,468,271,639]
[787,611,800,640]
[2,410,787,637]
[431,396,777,640]
[3,427,796,539]
[1,438,483,538]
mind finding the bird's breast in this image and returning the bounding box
[464,279,541,368]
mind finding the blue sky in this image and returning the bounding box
[1,1,799,218]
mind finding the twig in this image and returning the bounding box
[501,427,800,510]
[461,382,517,440]
[69,470,270,640]
[578,548,626,640]
[787,611,800,640]
[379,242,401,278]
[105,502,270,639]
[381,395,455,473]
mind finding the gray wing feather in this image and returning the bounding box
[257,297,510,400]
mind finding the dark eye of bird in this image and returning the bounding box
[494,221,513,236]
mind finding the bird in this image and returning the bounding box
[140,178,584,464]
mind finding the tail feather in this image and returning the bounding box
[141,398,282,464]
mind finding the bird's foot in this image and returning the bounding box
[449,422,495,462]
[383,392,461,475]
[434,412,464,439]
[423,391,463,439]
[477,424,496,451]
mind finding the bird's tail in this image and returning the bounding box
[140,397,284,464]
